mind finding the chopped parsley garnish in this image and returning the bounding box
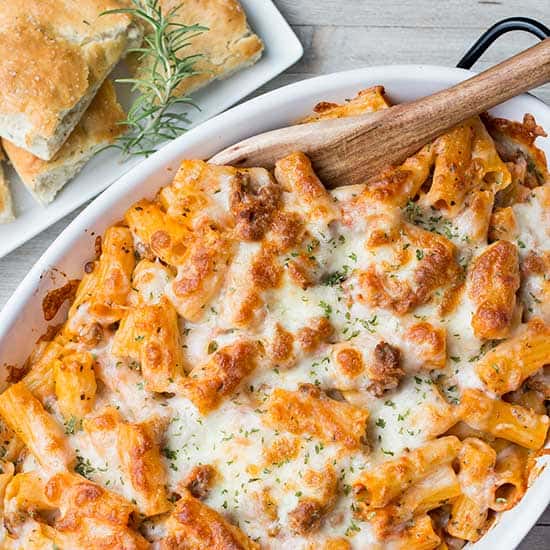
[319,300,332,317]
[162,447,178,460]
[75,455,96,479]
[322,266,350,286]
[208,341,219,354]
[64,416,83,435]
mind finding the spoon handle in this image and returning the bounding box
[211,39,550,188]
[373,38,550,166]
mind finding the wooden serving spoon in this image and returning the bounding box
[210,39,550,189]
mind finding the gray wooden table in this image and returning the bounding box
[0,1,548,546]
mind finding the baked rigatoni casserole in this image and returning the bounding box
[0,87,549,549]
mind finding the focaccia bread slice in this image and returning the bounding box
[0,0,141,161]
[129,0,263,96]
[2,80,126,205]
[0,149,14,224]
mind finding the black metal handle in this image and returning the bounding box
[457,17,550,69]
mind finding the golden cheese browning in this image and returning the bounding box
[468,240,520,339]
[264,385,369,450]
[182,341,259,414]
[288,466,339,535]
[67,225,135,333]
[301,85,391,122]
[161,490,260,550]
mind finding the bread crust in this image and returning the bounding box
[0,0,141,160]
[129,0,263,96]
[2,80,126,205]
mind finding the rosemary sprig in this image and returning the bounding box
[103,0,207,157]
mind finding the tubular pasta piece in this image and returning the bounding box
[353,436,460,507]
[125,199,190,265]
[475,318,550,394]
[130,258,173,301]
[424,120,475,215]
[20,339,64,402]
[467,240,520,339]
[447,437,497,542]
[459,389,549,450]
[182,340,259,414]
[67,226,135,331]
[404,321,447,370]
[469,116,512,191]
[301,85,391,122]
[218,242,266,329]
[117,420,171,516]
[2,520,64,550]
[46,471,137,526]
[488,207,519,242]
[5,472,151,548]
[275,152,339,225]
[0,382,74,472]
[483,113,549,187]
[112,297,185,392]
[167,226,233,322]
[0,460,14,512]
[160,489,259,549]
[264,385,369,450]
[368,465,460,537]
[453,188,495,245]
[362,144,436,207]
[410,386,459,438]
[490,444,529,512]
[83,408,170,516]
[385,514,441,550]
[54,351,96,420]
[4,472,52,527]
[161,159,238,230]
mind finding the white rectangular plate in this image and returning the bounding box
[0,0,302,260]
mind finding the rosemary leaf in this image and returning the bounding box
[102,0,207,158]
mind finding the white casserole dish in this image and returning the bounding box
[0,65,549,549]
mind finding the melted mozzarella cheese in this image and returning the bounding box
[13,155,550,550]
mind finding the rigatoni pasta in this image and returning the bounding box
[0,383,74,473]
[447,438,497,542]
